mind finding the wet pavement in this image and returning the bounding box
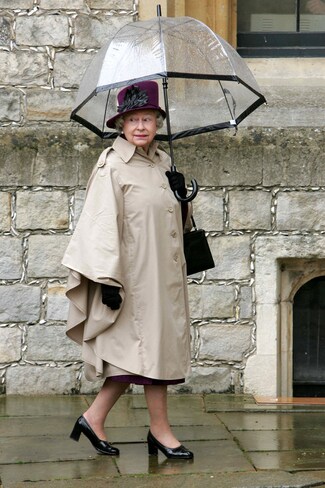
[1,393,325,487]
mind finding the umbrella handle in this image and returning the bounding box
[175,178,199,202]
[170,165,199,202]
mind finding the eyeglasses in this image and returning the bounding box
[124,115,156,127]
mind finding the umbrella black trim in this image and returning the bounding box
[236,76,267,102]
[71,99,266,141]
[71,74,265,124]
[70,87,98,119]
[94,121,238,141]
[70,75,266,140]
[71,113,115,139]
[94,72,241,93]
[167,72,239,81]
[235,97,266,126]
[155,121,237,141]
[71,98,266,140]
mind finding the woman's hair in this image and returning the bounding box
[114,111,164,133]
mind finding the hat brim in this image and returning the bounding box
[106,106,166,129]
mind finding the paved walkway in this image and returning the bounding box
[1,393,325,487]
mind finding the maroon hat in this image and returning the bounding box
[106,80,166,129]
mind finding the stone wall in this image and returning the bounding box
[0,1,324,395]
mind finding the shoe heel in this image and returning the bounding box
[70,419,82,442]
[147,439,158,456]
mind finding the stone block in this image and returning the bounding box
[33,133,80,186]
[173,131,264,187]
[182,366,231,393]
[78,143,103,185]
[247,58,325,86]
[47,283,69,321]
[0,128,100,187]
[262,129,325,187]
[229,189,272,230]
[73,190,86,227]
[314,144,325,186]
[80,371,104,395]
[0,237,22,280]
[177,129,325,188]
[199,324,252,362]
[255,303,278,355]
[74,15,131,49]
[0,284,41,322]
[0,192,10,231]
[6,364,78,394]
[16,15,70,47]
[255,239,281,305]
[16,190,69,230]
[28,234,70,278]
[54,51,96,88]
[88,0,134,8]
[207,235,251,280]
[0,89,21,123]
[0,51,48,86]
[0,132,37,186]
[240,86,325,129]
[0,16,11,47]
[255,234,325,305]
[0,0,32,6]
[240,286,253,319]
[192,190,223,231]
[244,353,278,396]
[27,325,80,361]
[40,0,84,8]
[26,90,75,121]
[277,191,325,231]
[188,283,234,319]
[0,327,22,362]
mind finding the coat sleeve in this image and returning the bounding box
[62,149,125,345]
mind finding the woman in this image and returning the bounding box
[63,81,193,459]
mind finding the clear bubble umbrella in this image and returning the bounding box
[71,7,266,201]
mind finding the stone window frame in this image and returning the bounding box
[243,234,325,397]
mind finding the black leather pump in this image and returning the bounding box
[70,415,119,456]
[147,430,193,459]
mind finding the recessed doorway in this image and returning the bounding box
[293,277,325,397]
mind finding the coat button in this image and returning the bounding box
[168,207,174,213]
[97,160,105,167]
[161,183,167,189]
[171,231,177,238]
[173,254,178,262]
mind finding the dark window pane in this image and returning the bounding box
[237,0,325,55]
[237,0,297,32]
[301,0,325,32]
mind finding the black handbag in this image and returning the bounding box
[183,216,215,275]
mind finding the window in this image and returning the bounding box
[237,0,325,57]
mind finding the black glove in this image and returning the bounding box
[165,170,187,197]
[101,284,122,310]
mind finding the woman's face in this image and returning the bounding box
[122,110,157,152]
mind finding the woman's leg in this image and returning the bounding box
[144,384,180,448]
[83,379,129,440]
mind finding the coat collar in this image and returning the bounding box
[113,136,159,163]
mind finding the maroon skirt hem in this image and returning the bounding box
[109,375,185,385]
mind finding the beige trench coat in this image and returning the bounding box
[62,136,192,381]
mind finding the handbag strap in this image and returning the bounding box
[181,201,188,228]
[191,215,198,231]
[181,202,198,231]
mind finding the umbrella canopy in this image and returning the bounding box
[71,15,266,141]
